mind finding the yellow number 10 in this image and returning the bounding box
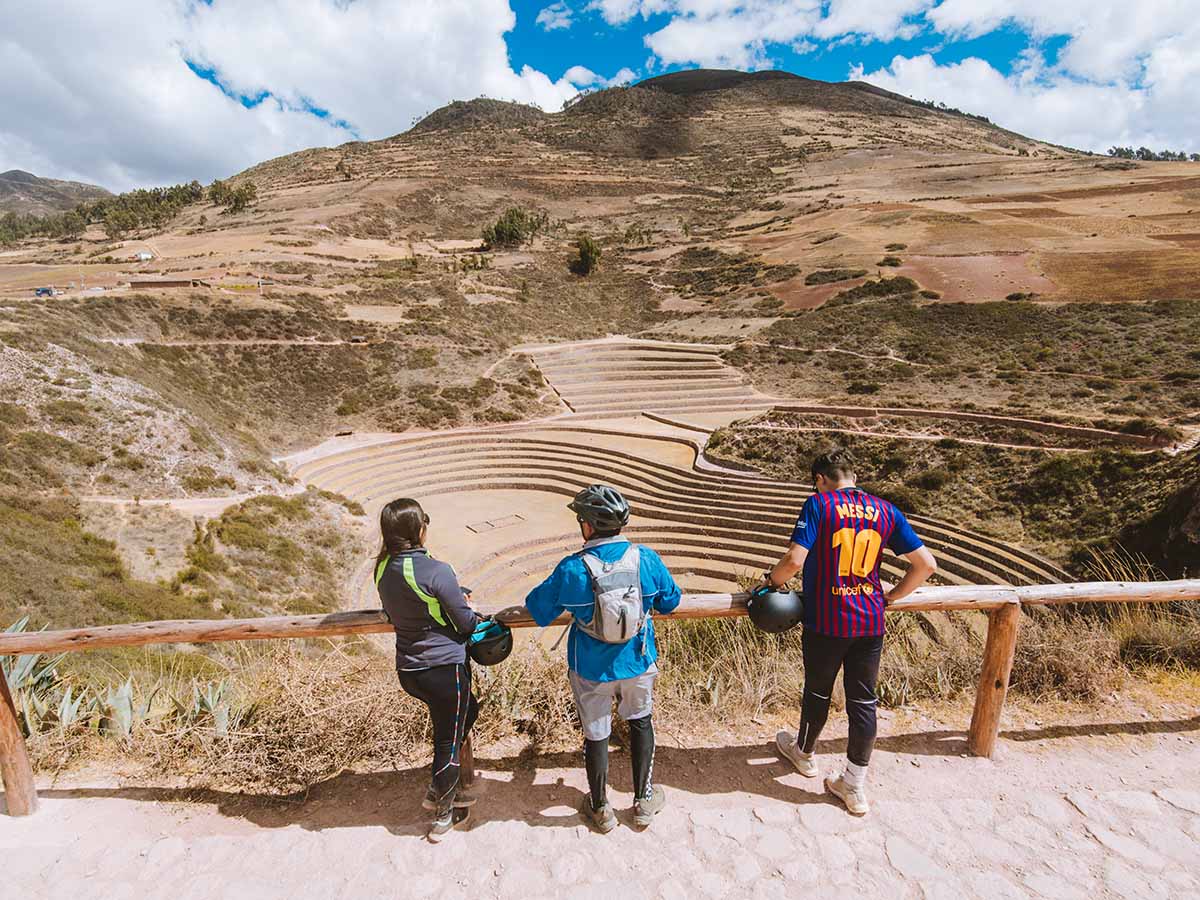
[832,528,883,577]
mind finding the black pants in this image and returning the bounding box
[798,629,884,766]
[398,662,479,808]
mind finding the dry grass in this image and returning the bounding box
[16,544,1195,792]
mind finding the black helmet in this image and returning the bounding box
[568,484,631,532]
[469,618,513,666]
[747,588,803,634]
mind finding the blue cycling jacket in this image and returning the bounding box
[525,536,682,682]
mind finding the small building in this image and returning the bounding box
[127,279,210,289]
[135,251,154,261]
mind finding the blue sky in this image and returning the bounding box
[2,1,1194,191]
[506,1,1062,97]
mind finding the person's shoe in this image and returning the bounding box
[633,784,666,829]
[422,784,478,811]
[579,795,618,834]
[427,806,470,842]
[775,730,819,777]
[825,774,869,816]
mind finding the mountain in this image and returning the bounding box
[0,169,111,216]
[247,69,1058,191]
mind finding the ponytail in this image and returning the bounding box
[376,498,429,568]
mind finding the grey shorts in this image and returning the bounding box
[569,665,658,741]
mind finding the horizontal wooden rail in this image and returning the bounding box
[2,579,1198,817]
[2,581,1197,657]
[0,584,1031,656]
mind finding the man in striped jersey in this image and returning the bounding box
[763,448,937,815]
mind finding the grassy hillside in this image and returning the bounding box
[706,418,1199,576]
[724,293,1200,423]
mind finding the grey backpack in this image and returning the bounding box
[577,544,646,644]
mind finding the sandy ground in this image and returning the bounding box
[6,699,1199,900]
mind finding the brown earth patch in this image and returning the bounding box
[1147,233,1200,246]
[899,253,1056,302]
[967,193,1059,204]
[1039,249,1200,301]
[988,207,1079,219]
[969,175,1200,204]
[771,273,869,310]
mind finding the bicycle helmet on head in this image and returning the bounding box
[568,484,631,532]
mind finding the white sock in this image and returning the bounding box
[844,761,867,790]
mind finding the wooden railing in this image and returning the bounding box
[2,579,1198,817]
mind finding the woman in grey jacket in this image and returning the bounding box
[374,497,481,840]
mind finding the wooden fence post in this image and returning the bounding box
[967,601,1021,758]
[0,668,37,816]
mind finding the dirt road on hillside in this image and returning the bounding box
[8,703,1198,900]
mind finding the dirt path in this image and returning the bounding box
[9,707,1199,899]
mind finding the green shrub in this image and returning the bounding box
[41,399,96,427]
[572,234,602,276]
[181,466,237,493]
[913,468,952,491]
[877,256,903,267]
[481,207,545,249]
[0,402,29,427]
[828,276,919,306]
[805,268,867,286]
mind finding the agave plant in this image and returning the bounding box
[56,685,94,732]
[100,679,135,738]
[2,617,66,693]
[194,679,234,736]
[3,617,68,736]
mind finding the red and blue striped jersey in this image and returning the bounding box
[790,488,923,638]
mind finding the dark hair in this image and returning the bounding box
[811,447,856,484]
[376,497,429,566]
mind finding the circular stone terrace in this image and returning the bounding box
[289,337,1072,612]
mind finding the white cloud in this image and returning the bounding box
[0,0,583,191]
[853,51,1200,153]
[536,2,574,30]
[813,0,932,42]
[927,0,1194,83]
[564,65,639,88]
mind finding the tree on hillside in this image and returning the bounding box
[482,207,547,249]
[223,182,258,214]
[208,179,230,206]
[103,209,135,240]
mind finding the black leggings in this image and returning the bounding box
[398,662,479,808]
[584,714,655,810]
[798,630,884,766]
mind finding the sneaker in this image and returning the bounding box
[428,806,470,842]
[579,795,618,834]
[633,784,666,829]
[422,783,478,811]
[775,730,818,778]
[825,774,869,816]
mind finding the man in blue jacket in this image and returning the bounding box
[525,484,681,833]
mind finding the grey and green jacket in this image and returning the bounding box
[375,548,479,670]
